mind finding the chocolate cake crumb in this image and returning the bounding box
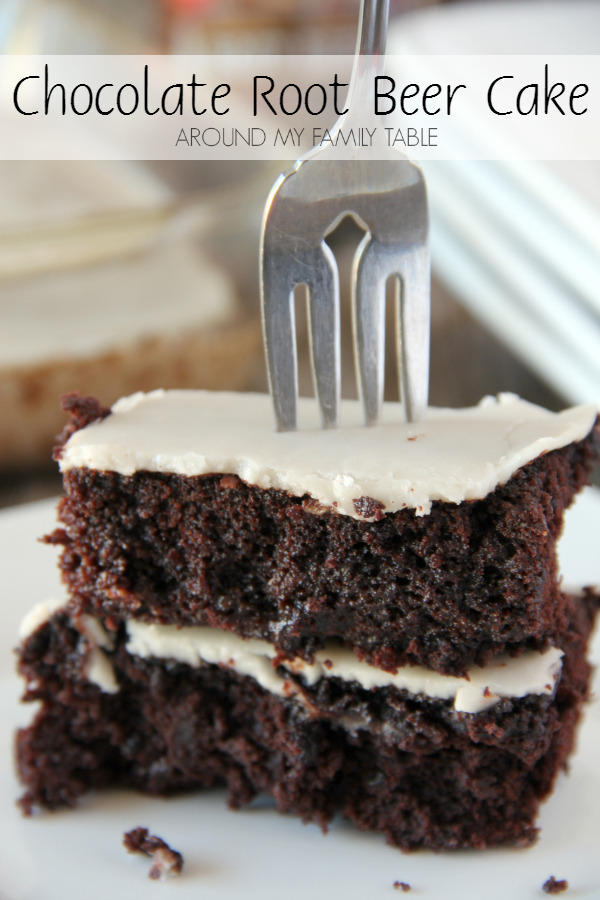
[353,495,386,521]
[542,876,568,894]
[220,474,241,490]
[302,497,333,516]
[393,881,411,892]
[16,791,35,817]
[123,827,183,881]
[53,392,111,461]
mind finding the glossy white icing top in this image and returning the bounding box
[60,389,597,517]
[125,620,563,715]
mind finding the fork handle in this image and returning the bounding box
[344,0,390,126]
[357,0,389,59]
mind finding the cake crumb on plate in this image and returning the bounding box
[542,876,568,894]
[123,827,183,881]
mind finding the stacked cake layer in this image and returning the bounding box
[16,390,600,851]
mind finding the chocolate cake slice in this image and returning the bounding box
[16,389,600,852]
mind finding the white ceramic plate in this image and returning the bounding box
[0,492,599,900]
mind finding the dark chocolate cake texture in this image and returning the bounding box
[16,389,600,852]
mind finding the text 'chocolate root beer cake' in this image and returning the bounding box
[16,389,600,851]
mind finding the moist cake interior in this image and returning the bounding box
[15,390,600,852]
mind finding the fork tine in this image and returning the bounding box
[352,234,387,426]
[353,239,429,424]
[262,224,341,432]
[305,242,341,429]
[261,244,299,432]
[395,244,430,422]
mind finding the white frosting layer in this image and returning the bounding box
[18,602,564,713]
[59,390,597,517]
[19,599,119,694]
[85,646,119,694]
[19,597,66,640]
[78,614,119,692]
[125,621,563,715]
[78,614,116,652]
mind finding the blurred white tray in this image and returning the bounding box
[389,1,600,405]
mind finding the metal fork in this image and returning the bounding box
[260,0,430,431]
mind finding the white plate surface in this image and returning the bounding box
[0,491,599,900]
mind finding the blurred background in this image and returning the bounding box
[1,0,599,506]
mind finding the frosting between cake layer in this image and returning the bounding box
[19,597,66,640]
[59,390,597,517]
[19,600,120,694]
[125,620,563,715]
[18,601,564,714]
